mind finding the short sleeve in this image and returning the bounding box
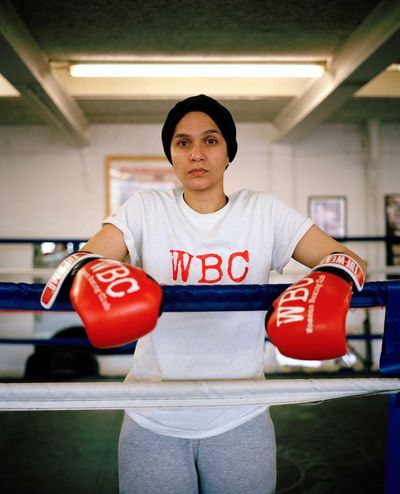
[271,197,313,273]
[103,193,144,266]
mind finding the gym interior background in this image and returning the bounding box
[0,1,399,493]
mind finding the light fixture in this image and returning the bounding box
[69,63,325,79]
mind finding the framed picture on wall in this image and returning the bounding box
[308,196,347,237]
[105,155,181,215]
[384,194,400,271]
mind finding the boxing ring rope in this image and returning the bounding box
[0,378,399,411]
[0,280,398,408]
[0,281,398,416]
[0,281,398,370]
[0,280,391,311]
[0,279,399,377]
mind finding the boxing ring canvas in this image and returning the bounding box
[105,155,181,216]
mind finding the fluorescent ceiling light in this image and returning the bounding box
[70,63,325,79]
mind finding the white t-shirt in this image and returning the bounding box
[104,188,313,438]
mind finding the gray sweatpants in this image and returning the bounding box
[118,411,276,494]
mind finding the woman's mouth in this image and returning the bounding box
[189,168,208,176]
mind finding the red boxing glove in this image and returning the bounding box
[266,253,365,360]
[70,259,163,348]
[41,253,163,348]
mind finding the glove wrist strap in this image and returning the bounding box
[41,251,102,309]
[314,253,365,291]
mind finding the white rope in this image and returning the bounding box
[0,378,398,411]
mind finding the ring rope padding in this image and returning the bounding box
[0,281,391,312]
[0,378,398,411]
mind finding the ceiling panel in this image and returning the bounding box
[10,0,382,59]
[0,0,398,141]
[77,97,291,124]
[0,98,43,124]
[328,98,400,124]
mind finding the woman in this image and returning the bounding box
[76,95,367,493]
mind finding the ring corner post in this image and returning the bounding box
[384,393,400,494]
[380,281,400,493]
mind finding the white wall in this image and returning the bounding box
[0,121,399,375]
[1,122,399,241]
[0,244,34,376]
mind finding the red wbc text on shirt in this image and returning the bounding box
[169,249,249,283]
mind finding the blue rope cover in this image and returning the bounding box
[0,281,390,312]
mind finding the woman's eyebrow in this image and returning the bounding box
[204,129,222,135]
[173,133,190,138]
[173,129,222,138]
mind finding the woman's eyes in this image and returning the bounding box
[178,139,190,147]
[176,136,218,147]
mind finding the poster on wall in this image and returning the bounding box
[308,196,347,237]
[105,155,181,215]
[385,194,400,276]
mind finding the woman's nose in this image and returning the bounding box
[190,143,205,161]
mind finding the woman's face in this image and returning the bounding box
[170,111,229,195]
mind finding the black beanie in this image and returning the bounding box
[161,94,238,164]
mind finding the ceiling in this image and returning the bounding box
[0,0,399,145]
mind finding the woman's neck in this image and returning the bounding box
[182,189,228,214]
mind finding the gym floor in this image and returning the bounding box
[0,375,389,494]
